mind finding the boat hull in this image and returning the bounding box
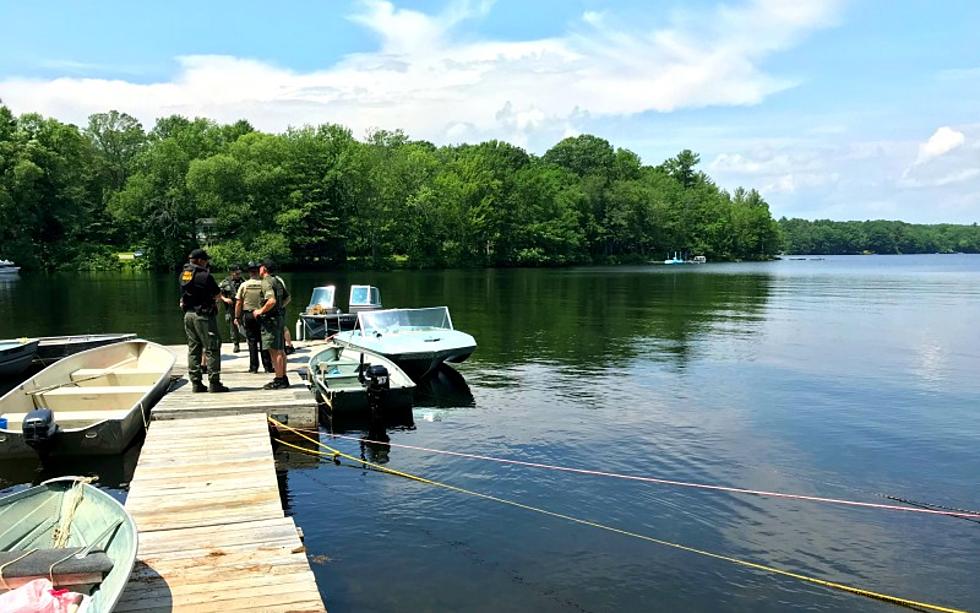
[0,340,175,459]
[34,333,138,366]
[0,340,39,378]
[309,343,415,416]
[0,477,137,612]
[333,333,476,381]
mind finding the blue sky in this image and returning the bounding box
[1,0,978,223]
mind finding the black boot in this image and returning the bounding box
[191,381,208,393]
[209,382,230,393]
[263,377,289,390]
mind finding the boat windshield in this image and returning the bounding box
[357,307,453,335]
[308,286,336,308]
[349,285,380,307]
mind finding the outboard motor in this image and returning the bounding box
[23,408,58,453]
[360,363,391,448]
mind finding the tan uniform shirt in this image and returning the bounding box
[236,278,265,312]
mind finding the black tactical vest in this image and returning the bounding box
[180,264,215,314]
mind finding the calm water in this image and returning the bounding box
[1,255,978,612]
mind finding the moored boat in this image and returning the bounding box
[34,333,138,367]
[0,259,21,275]
[0,340,175,458]
[309,342,415,415]
[334,307,477,381]
[297,285,358,340]
[297,285,382,340]
[0,339,39,379]
[0,476,137,612]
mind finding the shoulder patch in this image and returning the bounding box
[181,271,193,282]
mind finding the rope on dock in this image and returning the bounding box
[279,427,980,521]
[268,418,968,613]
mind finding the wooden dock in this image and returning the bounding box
[154,342,321,428]
[115,341,329,611]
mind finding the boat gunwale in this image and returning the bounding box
[0,339,176,435]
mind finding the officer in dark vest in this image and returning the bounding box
[219,264,245,353]
[179,249,229,393]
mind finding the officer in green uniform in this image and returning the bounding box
[254,260,289,389]
[179,249,229,393]
[235,261,274,374]
[218,264,245,353]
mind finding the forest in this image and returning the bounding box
[0,105,781,271]
[779,218,980,255]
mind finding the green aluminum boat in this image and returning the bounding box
[309,342,415,415]
[0,476,137,611]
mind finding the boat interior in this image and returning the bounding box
[0,480,135,608]
[0,341,172,431]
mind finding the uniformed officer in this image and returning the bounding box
[235,261,274,374]
[254,260,289,389]
[219,264,245,353]
[179,249,229,393]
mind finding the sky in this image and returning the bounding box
[1,0,978,223]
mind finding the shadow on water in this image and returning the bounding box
[414,363,474,408]
[0,434,141,500]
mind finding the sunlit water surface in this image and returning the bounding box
[1,255,978,612]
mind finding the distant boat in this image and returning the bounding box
[691,255,707,264]
[0,476,137,612]
[0,259,20,275]
[297,285,381,340]
[334,307,477,380]
[0,340,175,458]
[0,338,39,379]
[33,333,138,367]
[309,342,415,416]
[664,252,685,265]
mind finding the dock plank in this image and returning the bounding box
[153,342,322,428]
[124,413,324,611]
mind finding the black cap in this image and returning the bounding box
[230,263,242,272]
[246,260,260,271]
[189,248,210,260]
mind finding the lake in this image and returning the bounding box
[1,255,978,612]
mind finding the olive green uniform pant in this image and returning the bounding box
[184,311,221,384]
[225,311,243,345]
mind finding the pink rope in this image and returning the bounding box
[326,433,980,520]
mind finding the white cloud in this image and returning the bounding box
[915,126,965,164]
[0,0,842,146]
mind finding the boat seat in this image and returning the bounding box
[71,368,158,378]
[71,369,160,386]
[40,385,153,396]
[34,386,152,412]
[1,410,132,428]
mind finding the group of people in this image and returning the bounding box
[179,248,296,392]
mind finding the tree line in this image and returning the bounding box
[0,105,783,271]
[779,218,980,255]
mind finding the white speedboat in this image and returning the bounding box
[333,307,476,380]
[0,259,21,275]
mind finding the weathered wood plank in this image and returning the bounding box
[124,413,324,611]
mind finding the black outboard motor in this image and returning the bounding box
[23,408,58,453]
[360,363,391,448]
